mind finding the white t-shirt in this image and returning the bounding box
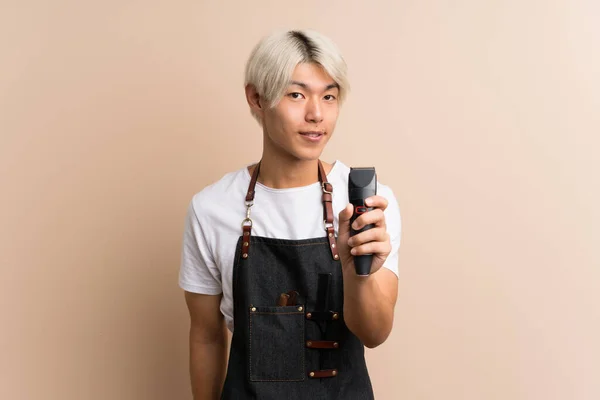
[178,160,402,332]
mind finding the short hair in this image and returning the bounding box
[244,29,350,124]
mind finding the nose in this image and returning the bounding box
[305,98,323,124]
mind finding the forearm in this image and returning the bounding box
[342,268,395,348]
[189,329,228,400]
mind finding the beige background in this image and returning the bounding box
[1,1,599,399]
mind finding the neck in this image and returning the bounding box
[251,153,331,189]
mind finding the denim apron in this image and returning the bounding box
[220,160,375,400]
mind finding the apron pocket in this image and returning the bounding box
[248,305,305,382]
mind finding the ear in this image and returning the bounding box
[245,84,264,118]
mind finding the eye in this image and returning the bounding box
[324,94,337,101]
[288,92,305,99]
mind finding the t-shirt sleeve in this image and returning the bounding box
[178,199,223,295]
[381,186,402,277]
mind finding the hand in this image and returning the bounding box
[337,195,392,275]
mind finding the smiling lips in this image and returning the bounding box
[299,131,325,142]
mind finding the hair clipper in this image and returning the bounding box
[348,167,377,276]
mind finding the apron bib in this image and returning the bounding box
[221,160,374,400]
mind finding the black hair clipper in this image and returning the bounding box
[348,167,377,276]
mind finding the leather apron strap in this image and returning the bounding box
[241,160,339,261]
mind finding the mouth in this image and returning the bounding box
[299,131,325,141]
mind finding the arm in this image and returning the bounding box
[337,195,399,348]
[185,291,228,400]
[342,266,398,348]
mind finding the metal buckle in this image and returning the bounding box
[323,220,334,231]
[242,201,254,229]
[242,218,253,228]
[321,182,332,194]
[245,202,253,219]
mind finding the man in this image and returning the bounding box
[179,29,402,400]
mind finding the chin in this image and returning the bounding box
[292,143,329,161]
[292,149,325,162]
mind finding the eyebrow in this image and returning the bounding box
[290,81,340,91]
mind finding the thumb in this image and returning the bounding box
[338,203,353,236]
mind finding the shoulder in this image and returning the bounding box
[188,164,250,222]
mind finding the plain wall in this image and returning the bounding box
[1,1,598,399]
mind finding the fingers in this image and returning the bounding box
[351,208,386,231]
[349,236,391,256]
[365,195,388,211]
[348,227,388,248]
[339,195,388,240]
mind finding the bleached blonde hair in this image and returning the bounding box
[244,29,350,124]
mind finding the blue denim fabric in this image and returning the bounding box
[221,236,375,400]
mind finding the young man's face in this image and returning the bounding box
[261,63,340,162]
